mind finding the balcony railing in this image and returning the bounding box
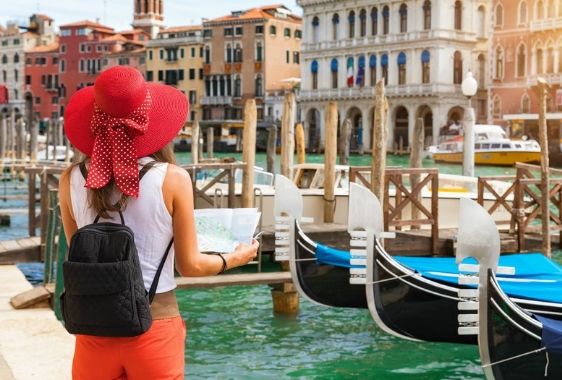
[526,73,562,86]
[201,96,233,105]
[530,18,562,32]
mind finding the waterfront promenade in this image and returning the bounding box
[0,265,72,380]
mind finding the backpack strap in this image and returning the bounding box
[148,238,174,304]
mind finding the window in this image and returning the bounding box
[13,53,19,64]
[359,9,367,37]
[1,55,7,64]
[293,52,300,64]
[346,57,354,87]
[519,1,527,23]
[369,55,377,86]
[60,60,66,73]
[235,27,243,36]
[495,4,504,27]
[547,45,554,73]
[35,97,41,104]
[421,50,430,83]
[284,28,291,38]
[286,50,290,64]
[14,69,18,82]
[159,49,164,60]
[60,29,71,37]
[178,69,184,81]
[312,16,320,43]
[118,57,130,65]
[149,50,153,60]
[256,25,264,34]
[454,1,462,30]
[371,8,378,36]
[332,13,340,40]
[477,6,486,37]
[80,59,85,72]
[203,29,212,38]
[381,54,389,85]
[521,94,531,113]
[53,57,59,65]
[398,52,407,85]
[295,29,302,39]
[199,69,204,80]
[331,58,338,88]
[256,42,263,62]
[423,1,431,30]
[158,70,164,81]
[453,51,463,84]
[189,69,195,80]
[1,71,5,82]
[224,28,233,36]
[234,44,242,62]
[270,25,277,35]
[382,6,390,34]
[399,4,408,33]
[357,55,366,87]
[536,46,544,74]
[234,75,241,97]
[226,44,232,63]
[493,96,502,118]
[311,60,318,90]
[52,97,58,105]
[205,46,210,64]
[495,46,504,78]
[348,11,355,38]
[478,54,486,88]
[146,71,153,81]
[189,90,197,105]
[25,75,31,85]
[255,74,263,97]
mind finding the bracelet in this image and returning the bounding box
[217,253,227,275]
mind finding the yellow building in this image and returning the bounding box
[146,25,204,128]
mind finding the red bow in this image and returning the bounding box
[85,91,152,197]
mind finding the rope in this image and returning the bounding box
[545,351,549,377]
[482,347,546,369]
[364,272,417,285]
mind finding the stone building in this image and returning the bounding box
[201,5,302,126]
[132,0,164,38]
[298,0,490,152]
[146,26,204,124]
[25,40,60,119]
[490,0,562,154]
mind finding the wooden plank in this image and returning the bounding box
[175,272,292,289]
[10,286,51,309]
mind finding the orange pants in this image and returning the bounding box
[72,316,186,380]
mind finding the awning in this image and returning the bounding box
[0,85,8,104]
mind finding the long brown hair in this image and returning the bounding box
[79,142,176,219]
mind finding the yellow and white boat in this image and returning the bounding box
[430,124,541,166]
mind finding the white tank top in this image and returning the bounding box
[69,157,176,294]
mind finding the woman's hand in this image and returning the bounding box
[231,239,259,267]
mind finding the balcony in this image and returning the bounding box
[530,18,562,32]
[526,73,562,86]
[201,96,233,105]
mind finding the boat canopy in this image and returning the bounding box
[534,315,562,355]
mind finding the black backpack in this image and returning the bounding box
[60,161,174,337]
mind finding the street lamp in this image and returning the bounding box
[462,70,478,177]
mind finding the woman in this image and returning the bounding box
[59,66,258,379]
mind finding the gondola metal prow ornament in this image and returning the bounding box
[274,175,304,262]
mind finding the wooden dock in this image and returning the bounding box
[176,272,292,289]
[0,237,40,264]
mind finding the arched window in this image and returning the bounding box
[547,43,554,73]
[2,70,6,82]
[423,1,431,30]
[521,94,531,113]
[453,51,463,84]
[399,4,408,33]
[234,75,241,97]
[559,44,562,72]
[536,45,544,74]
[537,0,544,19]
[478,54,486,88]
[144,0,149,13]
[359,9,367,37]
[255,74,263,97]
[382,6,390,35]
[478,6,486,37]
[136,0,141,13]
[358,55,366,87]
[492,96,502,118]
[397,52,407,85]
[312,16,320,43]
[1,55,7,64]
[381,54,389,85]
[234,44,242,62]
[495,4,504,26]
[226,44,232,63]
[13,53,19,64]
[158,0,163,14]
[311,60,319,90]
[346,57,354,87]
[204,46,210,64]
[455,1,463,30]
[332,14,340,40]
[371,8,378,36]
[495,46,504,79]
[519,1,528,23]
[369,55,377,86]
[421,50,430,84]
[548,0,555,17]
[348,11,356,38]
[255,42,263,62]
[331,58,339,89]
[270,25,277,36]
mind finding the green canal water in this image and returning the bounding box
[4,154,556,379]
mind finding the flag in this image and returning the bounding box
[347,58,354,87]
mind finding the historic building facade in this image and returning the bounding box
[132,0,164,38]
[146,26,204,123]
[25,41,60,119]
[490,0,562,152]
[201,5,302,125]
[298,0,490,152]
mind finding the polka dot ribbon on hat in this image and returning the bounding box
[85,91,152,198]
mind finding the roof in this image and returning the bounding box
[206,4,301,24]
[32,14,53,21]
[161,25,202,33]
[100,34,129,43]
[27,41,59,53]
[59,19,114,32]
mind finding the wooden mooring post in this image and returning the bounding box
[191,117,200,165]
[241,99,257,208]
[280,92,296,179]
[372,80,388,202]
[535,78,551,257]
[324,101,338,223]
[295,122,306,165]
[266,124,276,174]
[339,118,352,165]
[410,117,425,228]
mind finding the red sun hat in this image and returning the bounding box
[64,66,188,197]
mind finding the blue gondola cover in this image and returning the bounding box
[534,315,562,354]
[316,244,359,268]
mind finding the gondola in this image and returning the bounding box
[457,198,562,379]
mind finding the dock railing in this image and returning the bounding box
[349,167,439,254]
